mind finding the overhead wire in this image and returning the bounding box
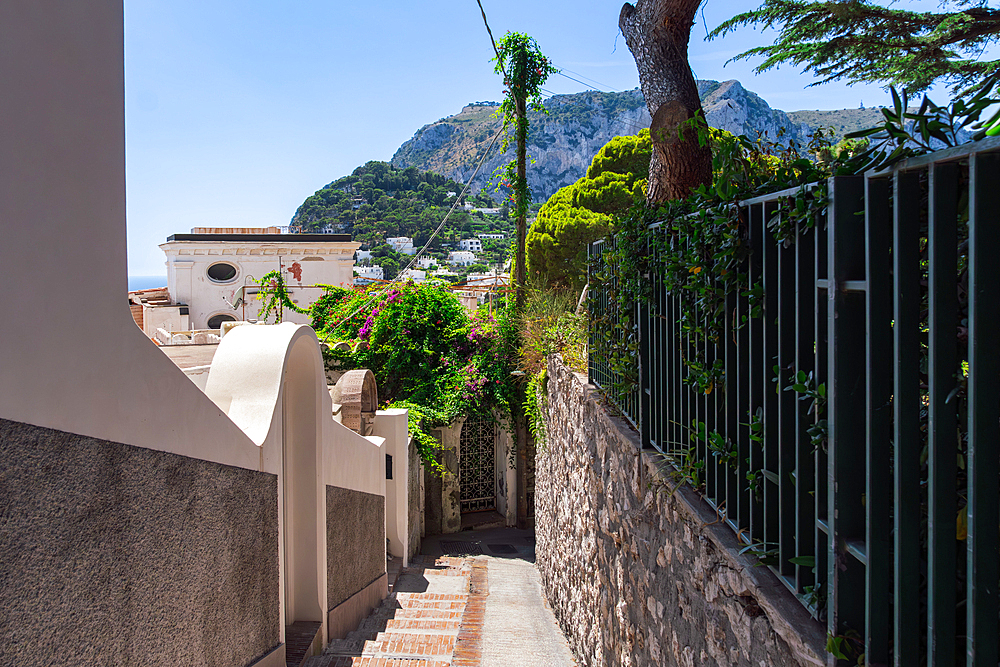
[556,67,621,93]
[476,0,504,76]
[554,70,612,92]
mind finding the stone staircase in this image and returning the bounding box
[304,556,485,667]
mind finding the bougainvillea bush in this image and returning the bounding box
[310,282,518,467]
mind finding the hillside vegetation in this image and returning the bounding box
[290,161,514,278]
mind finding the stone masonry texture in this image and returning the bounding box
[326,485,386,609]
[535,358,827,667]
[0,418,279,667]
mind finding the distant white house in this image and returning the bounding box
[355,265,385,284]
[448,251,477,267]
[355,249,373,263]
[459,238,483,253]
[466,272,509,287]
[386,237,416,255]
[416,257,437,269]
[477,232,505,240]
[474,208,501,216]
[398,268,427,282]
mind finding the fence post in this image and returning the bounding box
[825,175,867,664]
[965,149,1000,667]
[892,168,922,667]
[639,280,651,449]
[927,162,959,667]
[864,175,892,665]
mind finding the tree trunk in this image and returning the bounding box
[620,0,712,204]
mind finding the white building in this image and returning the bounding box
[459,238,483,253]
[157,229,359,332]
[385,237,415,255]
[354,265,385,285]
[355,249,373,263]
[466,272,510,287]
[416,257,437,270]
[477,232,506,240]
[448,251,477,267]
[398,268,427,282]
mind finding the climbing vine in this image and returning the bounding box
[255,270,309,323]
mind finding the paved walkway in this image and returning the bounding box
[305,528,576,667]
[479,556,577,667]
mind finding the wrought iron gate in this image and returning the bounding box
[459,415,497,513]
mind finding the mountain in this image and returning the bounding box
[391,80,814,201]
[787,107,889,141]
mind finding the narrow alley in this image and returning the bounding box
[303,528,576,667]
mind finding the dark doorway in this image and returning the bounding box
[459,415,497,514]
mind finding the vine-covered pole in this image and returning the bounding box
[491,32,556,529]
[512,49,530,528]
[514,46,527,312]
[492,32,555,309]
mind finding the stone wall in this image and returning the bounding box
[535,358,827,667]
[325,485,386,610]
[0,418,279,667]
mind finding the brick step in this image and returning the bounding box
[384,618,462,634]
[395,596,467,610]
[393,608,464,621]
[362,632,457,660]
[423,570,471,578]
[304,655,450,667]
[396,593,469,606]
[356,616,390,633]
[320,638,366,655]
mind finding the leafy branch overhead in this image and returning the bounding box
[710,0,1000,95]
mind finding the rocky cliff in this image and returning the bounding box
[391,80,814,200]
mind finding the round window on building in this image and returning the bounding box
[207,313,237,330]
[207,262,238,283]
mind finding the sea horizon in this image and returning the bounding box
[128,275,168,291]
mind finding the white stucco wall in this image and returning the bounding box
[142,304,189,338]
[373,409,410,566]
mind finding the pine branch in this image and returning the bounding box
[709,0,1000,94]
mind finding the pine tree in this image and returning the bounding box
[711,0,1000,95]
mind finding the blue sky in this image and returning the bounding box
[124,0,925,275]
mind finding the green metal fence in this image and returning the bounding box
[589,136,1000,666]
